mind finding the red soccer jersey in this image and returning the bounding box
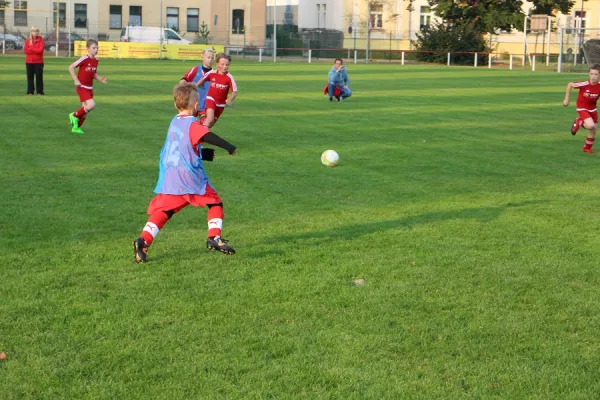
[573,80,600,111]
[205,71,237,106]
[73,55,99,89]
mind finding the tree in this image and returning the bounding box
[0,1,10,8]
[427,0,576,34]
[193,21,210,44]
[414,21,492,65]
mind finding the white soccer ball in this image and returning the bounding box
[321,150,339,167]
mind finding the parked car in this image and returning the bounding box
[44,32,85,52]
[0,33,25,50]
[120,26,191,44]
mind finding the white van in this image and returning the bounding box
[120,26,191,44]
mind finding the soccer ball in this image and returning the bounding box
[321,150,339,167]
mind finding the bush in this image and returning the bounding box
[414,22,492,65]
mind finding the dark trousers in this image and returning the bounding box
[26,63,44,95]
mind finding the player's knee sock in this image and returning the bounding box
[140,211,171,246]
[207,204,224,238]
[578,118,585,128]
[584,136,595,149]
[78,114,87,127]
[74,106,87,119]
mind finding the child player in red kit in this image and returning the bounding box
[133,82,238,263]
[195,52,237,128]
[68,39,107,134]
[563,63,600,153]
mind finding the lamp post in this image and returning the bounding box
[365,0,369,63]
[273,0,277,62]
[579,0,584,64]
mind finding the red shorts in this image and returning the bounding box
[76,86,94,102]
[578,110,598,123]
[205,98,225,122]
[147,185,222,215]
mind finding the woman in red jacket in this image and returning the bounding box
[24,26,45,95]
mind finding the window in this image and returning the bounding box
[370,4,383,29]
[214,15,218,26]
[0,9,5,25]
[74,4,87,28]
[14,0,27,26]
[575,10,587,29]
[129,6,142,26]
[165,29,180,40]
[316,4,320,27]
[420,6,431,30]
[187,9,199,32]
[167,7,179,31]
[53,2,66,28]
[109,5,122,29]
[316,4,326,28]
[232,9,244,34]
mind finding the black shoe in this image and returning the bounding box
[329,97,333,102]
[336,96,340,102]
[206,236,235,254]
[133,237,148,263]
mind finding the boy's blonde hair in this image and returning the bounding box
[202,48,215,56]
[86,39,98,48]
[174,82,198,110]
[216,52,231,63]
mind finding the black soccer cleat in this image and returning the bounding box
[206,236,235,254]
[133,237,148,263]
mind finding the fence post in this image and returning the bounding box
[488,53,492,68]
[259,48,263,63]
[532,55,536,71]
[558,27,563,73]
[308,49,312,64]
[354,50,357,64]
[401,51,405,65]
[348,49,350,59]
[2,40,4,55]
[447,52,451,66]
[509,54,513,70]
[474,52,478,67]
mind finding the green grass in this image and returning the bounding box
[1,56,600,399]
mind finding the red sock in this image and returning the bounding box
[140,211,171,247]
[577,118,584,128]
[78,115,87,127]
[584,136,595,149]
[207,205,224,237]
[74,106,87,119]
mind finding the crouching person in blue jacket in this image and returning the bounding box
[328,58,352,102]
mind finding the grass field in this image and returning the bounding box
[2,56,600,399]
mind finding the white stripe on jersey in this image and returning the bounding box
[573,81,590,88]
[79,85,93,90]
[576,108,597,112]
[73,55,89,68]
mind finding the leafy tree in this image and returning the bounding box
[0,1,10,8]
[193,21,210,44]
[414,21,492,65]
[427,0,576,34]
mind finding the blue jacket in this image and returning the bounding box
[328,66,350,86]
